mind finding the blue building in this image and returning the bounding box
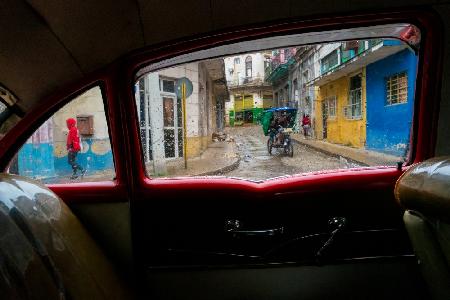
[366,48,418,157]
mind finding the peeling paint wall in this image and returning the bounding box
[315,69,367,148]
[52,86,113,176]
[18,86,114,179]
[366,49,417,156]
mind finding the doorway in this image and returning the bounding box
[162,96,183,158]
[322,101,328,139]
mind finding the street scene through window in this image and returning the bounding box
[8,86,116,184]
[136,38,419,181]
[5,35,419,184]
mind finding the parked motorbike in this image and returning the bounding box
[267,126,294,157]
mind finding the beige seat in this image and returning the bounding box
[0,174,131,299]
[395,157,450,300]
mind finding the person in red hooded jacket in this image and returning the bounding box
[66,118,85,179]
[302,114,311,138]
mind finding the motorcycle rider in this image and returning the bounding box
[269,114,279,143]
[275,112,289,145]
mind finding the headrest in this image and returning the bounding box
[395,156,450,223]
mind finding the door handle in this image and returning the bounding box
[316,216,347,264]
[225,219,284,237]
[228,227,284,237]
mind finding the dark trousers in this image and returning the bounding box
[68,151,83,174]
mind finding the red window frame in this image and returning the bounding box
[0,9,443,203]
[123,10,442,191]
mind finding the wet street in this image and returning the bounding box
[225,125,362,181]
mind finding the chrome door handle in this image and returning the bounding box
[228,227,284,237]
[225,219,284,237]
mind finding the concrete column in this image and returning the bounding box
[146,72,167,175]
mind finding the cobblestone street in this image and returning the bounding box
[225,125,362,181]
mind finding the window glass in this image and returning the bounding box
[348,74,362,119]
[321,49,339,73]
[162,79,175,93]
[245,56,252,78]
[9,86,115,184]
[324,96,337,118]
[135,35,419,181]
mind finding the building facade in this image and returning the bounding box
[265,46,319,133]
[265,48,297,108]
[314,69,367,147]
[365,48,417,156]
[310,39,417,152]
[263,38,418,156]
[294,46,318,118]
[136,59,227,175]
[224,52,273,125]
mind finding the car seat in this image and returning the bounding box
[0,174,131,299]
[395,157,450,300]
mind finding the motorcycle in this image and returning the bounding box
[267,126,294,157]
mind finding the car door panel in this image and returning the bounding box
[133,168,411,267]
[146,257,426,300]
[130,168,428,299]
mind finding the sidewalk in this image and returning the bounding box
[291,133,403,166]
[152,140,240,178]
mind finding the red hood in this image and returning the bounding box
[66,118,76,129]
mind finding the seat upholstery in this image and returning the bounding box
[395,157,450,300]
[0,174,130,299]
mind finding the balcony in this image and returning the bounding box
[227,76,270,89]
[265,48,297,83]
[312,39,405,86]
[340,39,383,64]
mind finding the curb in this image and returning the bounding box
[291,138,369,167]
[197,157,241,176]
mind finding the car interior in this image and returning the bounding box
[1,1,450,300]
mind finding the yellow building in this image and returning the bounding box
[314,68,366,148]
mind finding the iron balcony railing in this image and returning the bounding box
[264,48,297,80]
[227,76,269,88]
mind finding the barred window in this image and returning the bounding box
[386,72,407,105]
[324,96,337,117]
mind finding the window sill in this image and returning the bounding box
[385,102,407,107]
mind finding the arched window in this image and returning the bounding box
[245,56,252,78]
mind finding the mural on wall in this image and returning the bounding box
[18,119,56,178]
[17,87,115,180]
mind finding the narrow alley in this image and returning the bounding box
[225,125,362,182]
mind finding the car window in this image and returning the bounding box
[134,28,420,182]
[8,86,115,184]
